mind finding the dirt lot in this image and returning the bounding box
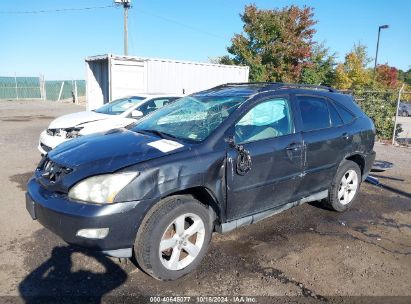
[0,100,410,302]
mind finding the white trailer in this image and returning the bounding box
[85,54,249,110]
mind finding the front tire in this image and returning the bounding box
[134,195,214,280]
[327,160,361,212]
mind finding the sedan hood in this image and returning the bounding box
[48,111,110,129]
[48,129,190,174]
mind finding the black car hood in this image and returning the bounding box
[46,129,190,189]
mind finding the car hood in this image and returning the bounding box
[78,117,136,135]
[48,128,190,174]
[48,111,111,129]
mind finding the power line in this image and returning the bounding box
[1,4,225,41]
[0,5,115,14]
[138,8,226,40]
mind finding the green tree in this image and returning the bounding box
[224,4,317,82]
[300,44,336,86]
[208,56,234,65]
[354,89,399,139]
[398,68,411,85]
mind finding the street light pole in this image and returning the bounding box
[374,24,389,76]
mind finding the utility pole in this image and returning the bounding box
[114,0,131,56]
[373,25,389,77]
[123,1,130,55]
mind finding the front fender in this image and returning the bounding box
[115,150,226,207]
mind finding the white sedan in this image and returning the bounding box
[38,94,180,154]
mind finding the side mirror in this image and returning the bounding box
[131,110,144,118]
[225,136,251,175]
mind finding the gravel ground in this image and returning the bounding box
[0,100,410,303]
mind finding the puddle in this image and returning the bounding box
[9,171,34,191]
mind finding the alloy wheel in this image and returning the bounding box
[338,169,359,205]
[159,213,205,271]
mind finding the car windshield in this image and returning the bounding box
[94,97,146,115]
[133,95,245,142]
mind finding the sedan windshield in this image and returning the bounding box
[94,97,146,115]
[133,96,245,142]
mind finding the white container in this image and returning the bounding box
[85,54,249,110]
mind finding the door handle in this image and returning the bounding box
[342,132,350,140]
[286,143,302,151]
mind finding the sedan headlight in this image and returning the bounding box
[66,127,84,138]
[68,172,138,204]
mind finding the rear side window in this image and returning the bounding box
[297,96,330,131]
[334,102,356,124]
[328,101,344,127]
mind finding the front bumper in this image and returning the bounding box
[26,177,156,257]
[38,130,68,154]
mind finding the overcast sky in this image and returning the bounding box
[1,0,410,80]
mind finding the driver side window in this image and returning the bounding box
[235,98,293,144]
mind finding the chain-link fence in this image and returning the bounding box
[0,76,86,102]
[44,80,86,102]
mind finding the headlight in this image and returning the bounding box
[68,172,138,204]
[66,127,84,138]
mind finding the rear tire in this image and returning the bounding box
[327,160,361,212]
[401,111,409,117]
[134,195,214,280]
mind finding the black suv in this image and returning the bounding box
[26,83,376,280]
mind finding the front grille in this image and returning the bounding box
[39,158,72,183]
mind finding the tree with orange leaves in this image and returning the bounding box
[375,64,398,89]
[225,4,317,82]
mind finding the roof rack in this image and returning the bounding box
[224,82,338,93]
[276,83,338,93]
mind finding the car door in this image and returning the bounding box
[226,96,303,220]
[296,95,352,196]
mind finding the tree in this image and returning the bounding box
[398,68,411,85]
[208,56,234,65]
[300,43,336,86]
[397,69,411,101]
[224,4,317,82]
[400,83,411,102]
[375,64,398,89]
[333,64,352,90]
[354,89,399,139]
[332,44,372,90]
